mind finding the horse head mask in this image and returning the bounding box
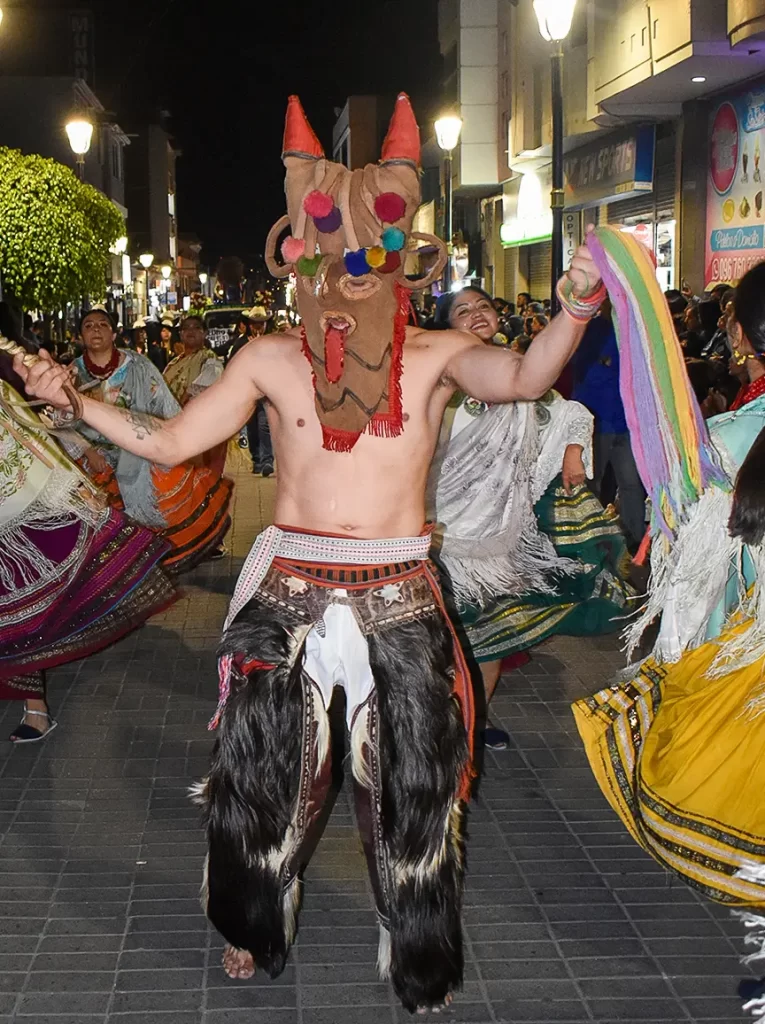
[265,93,447,452]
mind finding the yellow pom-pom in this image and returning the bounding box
[366,246,387,269]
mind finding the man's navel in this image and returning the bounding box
[297,418,305,427]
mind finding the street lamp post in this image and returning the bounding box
[198,272,208,298]
[435,115,463,292]
[534,0,577,314]
[65,119,94,181]
[138,253,154,318]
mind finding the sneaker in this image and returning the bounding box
[482,725,510,750]
[262,466,274,478]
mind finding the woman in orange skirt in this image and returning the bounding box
[60,308,233,573]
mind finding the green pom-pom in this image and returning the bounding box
[297,254,322,276]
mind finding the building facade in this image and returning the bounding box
[438,0,765,302]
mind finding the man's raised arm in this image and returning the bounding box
[445,240,604,404]
[14,347,264,467]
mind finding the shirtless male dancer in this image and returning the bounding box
[17,94,605,1015]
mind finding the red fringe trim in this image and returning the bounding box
[321,424,358,453]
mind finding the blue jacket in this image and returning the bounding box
[571,316,628,435]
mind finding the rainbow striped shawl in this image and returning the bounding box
[587,227,727,537]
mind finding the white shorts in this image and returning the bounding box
[302,591,375,728]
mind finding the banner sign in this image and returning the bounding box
[563,126,655,210]
[706,84,765,286]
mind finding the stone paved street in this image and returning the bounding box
[0,463,756,1024]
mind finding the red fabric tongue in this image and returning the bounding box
[324,325,346,384]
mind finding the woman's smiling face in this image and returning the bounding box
[448,290,499,343]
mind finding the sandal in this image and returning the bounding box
[9,705,58,744]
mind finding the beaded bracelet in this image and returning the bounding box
[556,276,607,322]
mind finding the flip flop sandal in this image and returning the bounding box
[9,705,58,744]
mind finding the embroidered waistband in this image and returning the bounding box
[225,525,431,630]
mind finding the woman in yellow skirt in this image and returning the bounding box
[573,263,765,912]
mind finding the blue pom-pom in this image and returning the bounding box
[381,226,405,252]
[344,249,370,277]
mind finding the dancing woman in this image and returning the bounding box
[60,308,233,573]
[431,287,632,745]
[0,378,176,741]
[573,261,765,907]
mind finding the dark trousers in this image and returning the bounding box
[198,562,470,1012]
[246,400,273,473]
[592,432,646,551]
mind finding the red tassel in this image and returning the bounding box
[239,657,277,676]
[632,527,651,567]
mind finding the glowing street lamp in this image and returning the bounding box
[534,0,577,312]
[65,119,94,181]
[533,0,577,41]
[161,264,172,280]
[109,236,128,256]
[138,253,154,317]
[434,115,463,290]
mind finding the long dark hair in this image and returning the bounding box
[728,262,765,544]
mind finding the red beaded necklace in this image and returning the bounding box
[83,345,121,380]
[730,374,765,411]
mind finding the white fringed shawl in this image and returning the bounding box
[431,390,594,607]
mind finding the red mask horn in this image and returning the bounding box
[282,95,324,159]
[380,92,420,167]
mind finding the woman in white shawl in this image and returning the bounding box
[430,288,633,748]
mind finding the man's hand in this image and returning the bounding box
[561,444,586,494]
[13,349,73,411]
[567,229,602,298]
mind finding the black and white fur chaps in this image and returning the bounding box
[194,593,469,1013]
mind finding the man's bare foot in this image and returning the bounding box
[222,945,255,980]
[417,993,453,1014]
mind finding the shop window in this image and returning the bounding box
[619,217,676,291]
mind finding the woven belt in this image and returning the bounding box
[225,525,431,630]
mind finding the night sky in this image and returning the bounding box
[92,0,443,268]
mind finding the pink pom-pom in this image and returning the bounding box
[281,236,306,263]
[374,192,407,224]
[303,190,334,219]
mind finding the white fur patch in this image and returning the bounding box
[283,875,302,946]
[188,778,208,806]
[350,703,372,790]
[376,921,392,979]
[199,853,209,911]
[311,683,330,775]
[394,800,463,887]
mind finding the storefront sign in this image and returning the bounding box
[69,9,93,85]
[500,170,553,247]
[562,211,580,270]
[563,126,655,210]
[706,85,765,286]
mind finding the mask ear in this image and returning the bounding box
[380,93,420,167]
[265,215,294,279]
[397,233,447,291]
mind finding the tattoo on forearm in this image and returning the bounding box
[126,410,160,441]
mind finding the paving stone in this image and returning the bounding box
[0,469,750,1024]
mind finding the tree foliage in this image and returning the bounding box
[0,147,125,310]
